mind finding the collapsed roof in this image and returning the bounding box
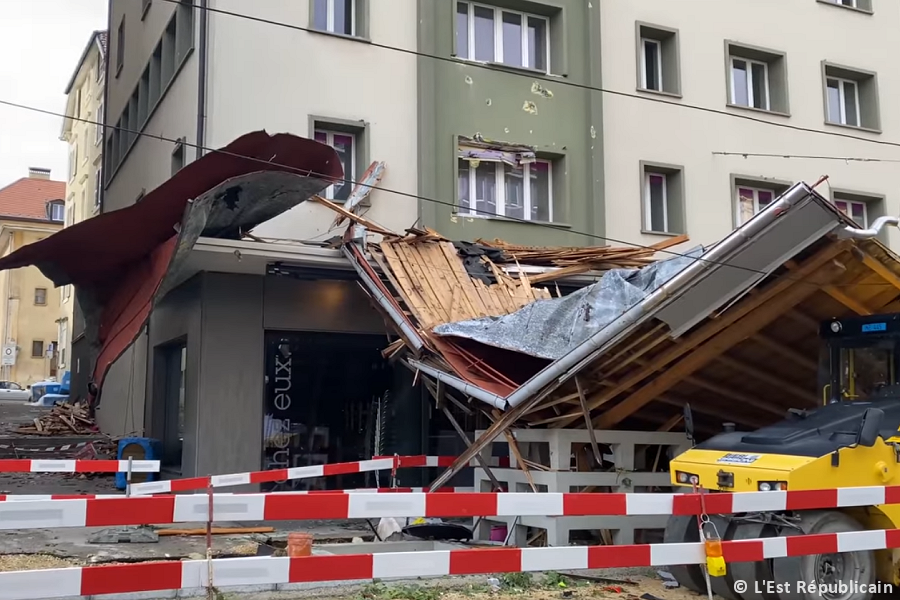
[336,181,900,487]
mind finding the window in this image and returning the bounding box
[314,130,356,202]
[641,39,662,91]
[834,198,867,226]
[172,139,185,175]
[641,162,685,235]
[455,2,549,73]
[75,88,82,120]
[96,57,103,83]
[65,204,74,227]
[68,145,77,181]
[726,43,788,114]
[116,16,125,76]
[34,288,47,306]
[48,201,65,222]
[818,0,873,12]
[32,341,44,358]
[58,320,68,369]
[96,100,104,145]
[736,186,775,225]
[141,0,152,19]
[826,77,859,126]
[94,168,102,209]
[312,0,356,36]
[823,63,879,130]
[457,157,552,222]
[637,23,680,95]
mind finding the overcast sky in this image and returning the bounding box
[0,0,108,187]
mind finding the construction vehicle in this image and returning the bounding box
[666,312,900,600]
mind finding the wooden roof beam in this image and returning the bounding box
[591,255,850,429]
[548,241,851,428]
[785,258,872,316]
[857,249,900,292]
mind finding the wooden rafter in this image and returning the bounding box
[657,414,684,432]
[591,254,850,429]
[786,259,871,315]
[859,250,900,292]
[752,334,818,372]
[713,354,814,404]
[549,242,851,428]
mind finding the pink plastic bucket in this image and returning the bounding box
[489,525,508,542]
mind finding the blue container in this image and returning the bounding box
[115,437,161,490]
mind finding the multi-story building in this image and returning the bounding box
[0,169,66,386]
[59,30,107,377]
[90,0,900,478]
[601,0,900,249]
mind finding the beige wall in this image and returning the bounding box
[206,0,419,240]
[0,227,62,386]
[601,0,900,251]
[61,38,106,373]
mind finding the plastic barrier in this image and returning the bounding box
[2,485,900,530]
[0,486,475,501]
[0,459,159,473]
[129,455,506,495]
[2,530,899,600]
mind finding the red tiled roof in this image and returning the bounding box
[0,178,66,221]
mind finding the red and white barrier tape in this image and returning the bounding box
[2,486,900,530]
[0,487,475,502]
[129,455,506,495]
[0,459,159,473]
[5,528,900,600]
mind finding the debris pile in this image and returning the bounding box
[16,402,97,436]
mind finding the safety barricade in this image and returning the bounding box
[0,486,475,501]
[0,459,159,473]
[128,455,505,495]
[0,486,900,600]
[1,485,899,530]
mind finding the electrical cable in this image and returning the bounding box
[0,98,891,288]
[714,151,900,163]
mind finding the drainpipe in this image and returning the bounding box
[418,182,823,411]
[195,0,209,160]
[839,216,900,240]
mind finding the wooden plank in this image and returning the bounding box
[657,413,684,432]
[714,354,813,404]
[427,242,482,321]
[575,377,603,465]
[752,334,818,372]
[593,257,848,429]
[437,242,489,318]
[394,242,447,327]
[413,243,457,322]
[549,241,851,428]
[311,195,394,236]
[824,286,872,315]
[380,243,437,327]
[332,160,386,227]
[860,251,900,291]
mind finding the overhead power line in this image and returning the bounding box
[714,151,900,164]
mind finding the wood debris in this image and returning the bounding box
[16,402,97,436]
[474,234,689,268]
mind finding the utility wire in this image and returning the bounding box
[714,151,900,163]
[0,98,891,288]
[159,0,900,152]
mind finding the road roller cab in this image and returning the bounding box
[665,313,900,599]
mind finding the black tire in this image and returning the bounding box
[663,515,706,593]
[729,521,780,600]
[772,511,875,600]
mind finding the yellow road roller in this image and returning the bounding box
[666,312,900,600]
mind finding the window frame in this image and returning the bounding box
[826,76,860,127]
[314,129,356,202]
[734,185,778,226]
[95,100,104,145]
[834,198,868,227]
[31,340,44,359]
[116,15,125,77]
[730,56,770,111]
[643,171,669,233]
[457,158,554,222]
[94,168,102,209]
[456,1,551,73]
[640,38,663,92]
[315,0,357,37]
[49,202,65,222]
[34,288,47,306]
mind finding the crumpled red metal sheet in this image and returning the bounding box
[0,131,343,404]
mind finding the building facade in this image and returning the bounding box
[600,0,900,249]
[91,0,900,479]
[60,30,107,377]
[0,170,66,386]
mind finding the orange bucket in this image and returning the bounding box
[287,532,313,557]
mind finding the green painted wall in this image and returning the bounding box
[417,0,604,246]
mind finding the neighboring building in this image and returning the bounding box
[600,0,900,249]
[59,29,107,379]
[0,169,66,387]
